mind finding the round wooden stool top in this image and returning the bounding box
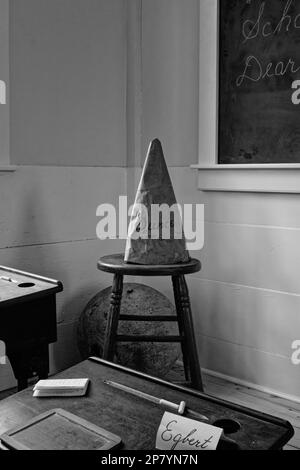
[98,254,201,277]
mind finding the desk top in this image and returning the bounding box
[0,358,294,450]
[0,266,63,307]
[98,254,201,276]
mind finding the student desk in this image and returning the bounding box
[0,358,294,450]
[0,266,63,391]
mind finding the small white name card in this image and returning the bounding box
[156,412,223,451]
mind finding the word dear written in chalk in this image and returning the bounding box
[236,0,300,95]
[156,412,223,451]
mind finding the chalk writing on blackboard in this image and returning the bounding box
[219,0,300,164]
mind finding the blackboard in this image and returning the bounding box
[219,0,300,164]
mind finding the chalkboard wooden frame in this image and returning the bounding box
[193,0,300,193]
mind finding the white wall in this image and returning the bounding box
[0,0,127,391]
[173,174,300,399]
[0,167,126,390]
[141,0,199,166]
[10,0,127,166]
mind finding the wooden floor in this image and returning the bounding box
[1,368,299,450]
[166,364,300,451]
[203,373,300,450]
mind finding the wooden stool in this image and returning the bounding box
[98,254,203,391]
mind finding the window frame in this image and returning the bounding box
[193,0,300,193]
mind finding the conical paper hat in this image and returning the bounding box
[124,139,190,265]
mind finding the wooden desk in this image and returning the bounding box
[0,266,63,390]
[0,358,294,450]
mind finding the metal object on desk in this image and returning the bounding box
[0,266,63,391]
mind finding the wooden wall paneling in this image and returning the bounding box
[0,167,125,248]
[192,222,300,294]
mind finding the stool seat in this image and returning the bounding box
[98,254,201,276]
[98,253,203,391]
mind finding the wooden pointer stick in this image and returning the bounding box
[105,380,210,421]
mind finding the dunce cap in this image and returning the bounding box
[124,139,190,265]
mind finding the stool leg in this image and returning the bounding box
[103,274,123,361]
[172,276,191,382]
[173,275,203,391]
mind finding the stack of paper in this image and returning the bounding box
[33,379,90,397]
